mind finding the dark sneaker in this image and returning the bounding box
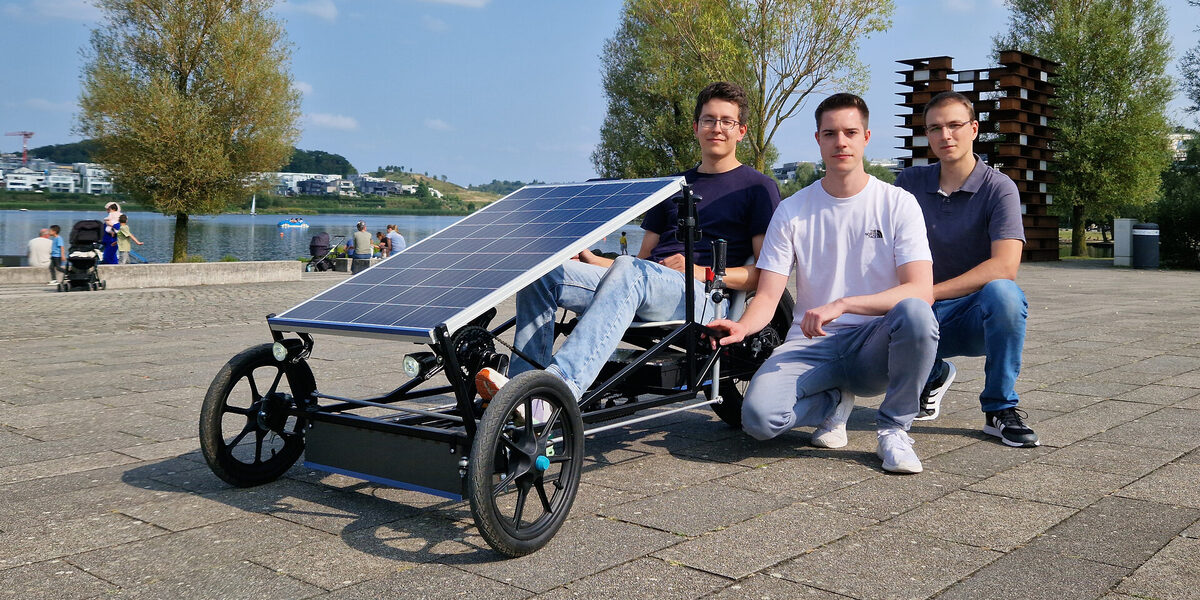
[984,408,1040,447]
[915,361,956,421]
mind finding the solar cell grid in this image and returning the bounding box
[269,177,684,342]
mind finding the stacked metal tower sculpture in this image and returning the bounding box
[896,51,1059,262]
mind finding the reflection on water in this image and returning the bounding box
[1,210,645,263]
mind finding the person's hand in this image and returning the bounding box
[704,318,747,348]
[136,241,144,245]
[575,249,601,264]
[800,300,844,338]
[658,253,686,272]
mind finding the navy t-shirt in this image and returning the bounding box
[894,155,1024,284]
[641,164,780,267]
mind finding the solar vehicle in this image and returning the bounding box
[198,177,793,557]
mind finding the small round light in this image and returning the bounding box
[272,342,289,362]
[402,354,421,377]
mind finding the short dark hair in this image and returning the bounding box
[118,214,128,223]
[50,224,60,234]
[694,82,749,125]
[923,91,976,122]
[814,93,870,129]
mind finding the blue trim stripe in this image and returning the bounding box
[302,462,463,501]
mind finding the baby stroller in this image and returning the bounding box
[58,220,107,292]
[305,232,343,272]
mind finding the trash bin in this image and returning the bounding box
[1131,222,1159,269]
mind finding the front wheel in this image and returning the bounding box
[467,371,584,557]
[199,343,314,487]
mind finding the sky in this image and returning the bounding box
[2,0,1199,186]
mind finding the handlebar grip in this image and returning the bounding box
[712,239,727,275]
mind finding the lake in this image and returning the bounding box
[1,209,645,263]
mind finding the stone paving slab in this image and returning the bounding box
[2,262,1200,598]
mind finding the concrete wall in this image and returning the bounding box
[0,260,302,288]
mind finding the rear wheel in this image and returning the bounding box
[467,371,584,557]
[199,343,314,487]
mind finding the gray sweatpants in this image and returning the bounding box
[742,297,939,440]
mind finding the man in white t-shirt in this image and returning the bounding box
[27,229,53,269]
[707,93,938,473]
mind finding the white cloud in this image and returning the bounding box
[24,98,76,112]
[306,112,359,131]
[417,0,490,7]
[421,15,449,32]
[278,0,337,21]
[294,81,314,96]
[424,118,453,131]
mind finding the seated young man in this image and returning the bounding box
[477,81,781,410]
[894,91,1037,447]
[707,93,938,474]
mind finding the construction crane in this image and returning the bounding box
[4,131,34,165]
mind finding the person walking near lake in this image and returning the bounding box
[387,224,406,253]
[48,224,65,284]
[620,231,628,255]
[101,202,122,265]
[27,229,52,270]
[115,214,144,264]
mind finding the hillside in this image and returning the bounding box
[377,171,500,205]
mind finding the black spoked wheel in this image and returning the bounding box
[709,290,795,428]
[199,343,314,487]
[467,371,584,557]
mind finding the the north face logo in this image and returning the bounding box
[866,229,883,239]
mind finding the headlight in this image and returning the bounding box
[402,352,439,378]
[272,341,289,362]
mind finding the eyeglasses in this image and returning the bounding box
[698,117,741,131]
[925,121,972,136]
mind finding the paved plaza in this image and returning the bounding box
[1,260,1199,599]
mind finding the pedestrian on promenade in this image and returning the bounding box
[386,224,406,253]
[48,224,65,284]
[707,93,937,474]
[894,91,1038,448]
[620,231,628,255]
[115,214,144,264]
[27,228,52,270]
[101,202,122,265]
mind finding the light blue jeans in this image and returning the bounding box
[930,279,1027,413]
[511,256,719,400]
[742,298,939,439]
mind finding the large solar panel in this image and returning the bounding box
[269,177,685,342]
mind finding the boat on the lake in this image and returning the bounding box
[277,218,309,229]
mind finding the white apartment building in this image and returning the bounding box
[74,163,114,194]
[45,171,80,193]
[261,172,341,195]
[3,167,45,191]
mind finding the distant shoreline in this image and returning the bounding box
[0,202,471,217]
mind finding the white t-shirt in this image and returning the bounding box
[757,176,931,337]
[27,237,52,268]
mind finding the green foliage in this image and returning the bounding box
[219,254,239,262]
[29,140,101,164]
[468,179,545,195]
[864,160,896,184]
[1156,144,1200,268]
[594,0,892,177]
[78,0,301,262]
[995,0,1173,257]
[285,148,356,176]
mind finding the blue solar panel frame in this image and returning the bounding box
[268,177,685,343]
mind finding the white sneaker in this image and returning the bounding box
[47,280,58,285]
[811,389,855,448]
[876,428,922,473]
[475,367,508,401]
[514,398,552,426]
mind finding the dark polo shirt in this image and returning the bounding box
[895,154,1024,284]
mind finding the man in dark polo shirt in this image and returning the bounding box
[894,91,1038,448]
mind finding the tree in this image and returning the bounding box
[994,0,1173,257]
[593,0,892,177]
[78,0,300,261]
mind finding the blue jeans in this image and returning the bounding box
[931,279,1027,413]
[741,298,939,439]
[511,256,719,400]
